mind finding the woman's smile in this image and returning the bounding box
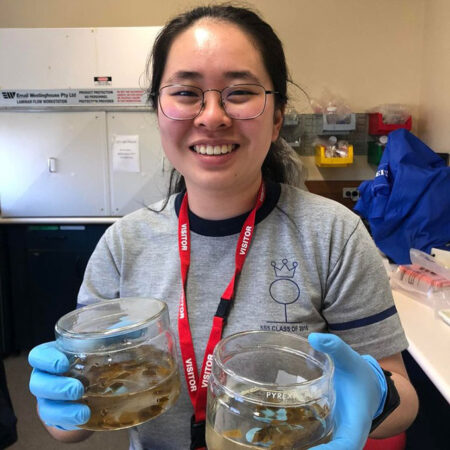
[190,143,238,155]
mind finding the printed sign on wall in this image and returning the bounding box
[0,89,148,107]
[112,135,141,173]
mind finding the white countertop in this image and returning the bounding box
[0,217,119,224]
[393,289,450,403]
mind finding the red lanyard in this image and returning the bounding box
[177,181,265,424]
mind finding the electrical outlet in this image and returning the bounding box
[342,187,360,202]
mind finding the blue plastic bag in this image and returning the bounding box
[354,129,450,264]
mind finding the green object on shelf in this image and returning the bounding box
[368,142,384,165]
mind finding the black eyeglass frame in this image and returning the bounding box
[152,83,280,121]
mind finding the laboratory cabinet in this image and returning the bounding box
[1,224,109,352]
[0,110,169,217]
[0,111,110,217]
[0,227,13,355]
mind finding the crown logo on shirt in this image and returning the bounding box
[271,259,298,278]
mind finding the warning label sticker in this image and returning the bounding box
[78,90,115,104]
[117,90,148,103]
[94,76,112,86]
[0,89,147,107]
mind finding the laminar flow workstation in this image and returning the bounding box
[0,26,170,353]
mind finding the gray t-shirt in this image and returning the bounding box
[78,182,408,450]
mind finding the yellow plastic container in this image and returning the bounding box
[315,145,354,167]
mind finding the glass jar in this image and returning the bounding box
[55,297,180,431]
[206,331,335,449]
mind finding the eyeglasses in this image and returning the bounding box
[155,84,279,120]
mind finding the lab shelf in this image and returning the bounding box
[368,112,412,135]
[321,113,356,134]
[315,145,354,167]
[367,141,385,165]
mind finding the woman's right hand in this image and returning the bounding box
[28,341,91,430]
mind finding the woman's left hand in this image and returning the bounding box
[308,333,388,450]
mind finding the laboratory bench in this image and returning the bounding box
[393,289,449,449]
[393,289,450,403]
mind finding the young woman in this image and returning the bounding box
[28,5,418,450]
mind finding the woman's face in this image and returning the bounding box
[157,20,283,196]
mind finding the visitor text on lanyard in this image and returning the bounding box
[177,182,265,449]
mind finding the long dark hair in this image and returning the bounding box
[146,4,302,205]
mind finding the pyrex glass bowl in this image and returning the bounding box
[206,330,335,449]
[55,297,180,431]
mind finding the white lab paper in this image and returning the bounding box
[112,135,140,172]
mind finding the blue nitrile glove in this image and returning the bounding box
[28,341,90,430]
[308,333,388,450]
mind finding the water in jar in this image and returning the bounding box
[206,386,332,449]
[66,344,180,430]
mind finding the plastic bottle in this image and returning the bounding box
[326,136,337,158]
[325,104,337,125]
